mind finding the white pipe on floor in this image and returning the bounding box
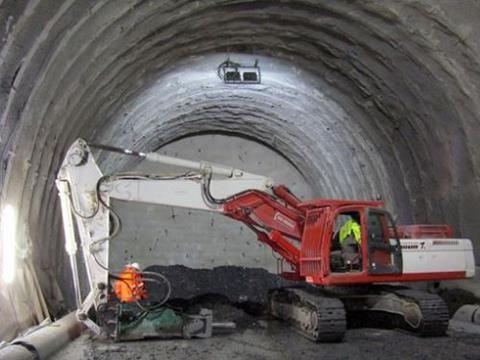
[0,312,84,359]
[453,305,480,325]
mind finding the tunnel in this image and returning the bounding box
[0,0,480,355]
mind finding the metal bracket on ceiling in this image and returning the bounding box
[217,58,261,84]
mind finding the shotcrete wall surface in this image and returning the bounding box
[0,0,479,314]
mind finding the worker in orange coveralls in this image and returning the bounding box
[113,263,147,303]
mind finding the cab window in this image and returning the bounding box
[366,210,402,274]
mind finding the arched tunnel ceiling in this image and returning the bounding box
[95,54,395,204]
[0,0,479,308]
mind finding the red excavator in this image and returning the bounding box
[56,139,475,341]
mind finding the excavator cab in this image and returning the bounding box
[329,207,402,276]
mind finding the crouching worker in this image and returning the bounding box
[113,262,147,303]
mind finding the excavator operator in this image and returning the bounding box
[339,217,361,246]
[330,213,362,272]
[339,214,362,267]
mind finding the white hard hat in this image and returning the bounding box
[129,262,140,270]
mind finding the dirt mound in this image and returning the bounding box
[144,265,296,305]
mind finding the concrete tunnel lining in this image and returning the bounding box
[0,0,478,324]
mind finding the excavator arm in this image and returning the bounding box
[56,139,306,332]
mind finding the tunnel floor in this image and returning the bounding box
[49,266,480,360]
[52,318,480,360]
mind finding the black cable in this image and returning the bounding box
[59,179,100,219]
[89,172,198,250]
[90,171,201,252]
[201,170,226,205]
[200,168,273,207]
[92,251,171,312]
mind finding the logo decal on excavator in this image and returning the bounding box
[273,212,296,230]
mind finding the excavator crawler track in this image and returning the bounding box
[392,289,450,337]
[269,288,346,342]
[341,287,450,337]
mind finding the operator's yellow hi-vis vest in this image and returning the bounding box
[339,219,361,244]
